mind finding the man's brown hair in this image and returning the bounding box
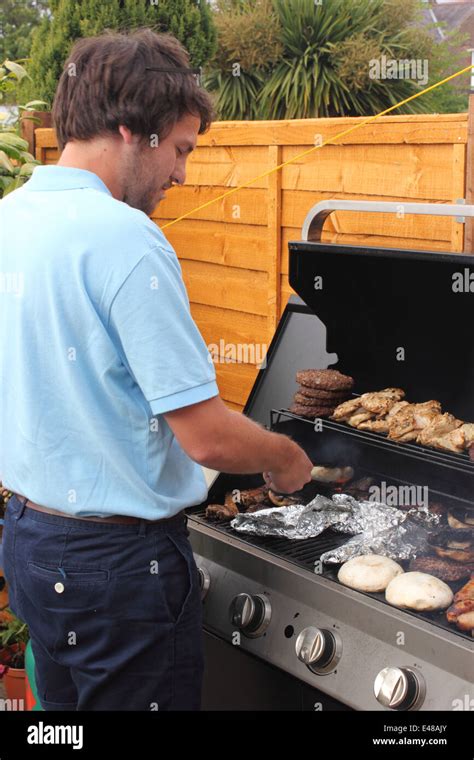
[52,28,216,151]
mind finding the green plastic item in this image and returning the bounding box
[25,639,43,710]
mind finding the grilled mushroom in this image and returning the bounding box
[267,490,301,507]
[428,501,448,519]
[428,529,474,563]
[345,476,375,500]
[447,508,474,531]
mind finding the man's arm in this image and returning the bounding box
[164,395,313,493]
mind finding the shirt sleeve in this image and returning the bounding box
[107,244,219,414]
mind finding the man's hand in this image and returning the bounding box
[263,445,313,493]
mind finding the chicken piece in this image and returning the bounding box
[387,400,411,417]
[332,397,364,421]
[446,574,474,630]
[412,401,443,428]
[454,575,474,603]
[430,427,466,453]
[387,401,439,440]
[225,492,238,510]
[245,502,270,514]
[417,413,463,447]
[461,423,474,447]
[204,490,241,521]
[361,398,396,418]
[456,611,474,632]
[422,418,474,453]
[205,502,238,521]
[386,417,417,441]
[347,411,373,427]
[358,401,410,433]
[447,423,474,453]
[206,485,273,520]
[396,431,421,442]
[447,598,474,623]
[311,466,354,484]
[446,573,474,631]
[357,418,392,433]
[238,485,269,508]
[359,388,405,415]
[387,401,441,441]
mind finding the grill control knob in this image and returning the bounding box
[295,626,342,674]
[229,593,271,638]
[374,667,425,711]
[197,566,210,600]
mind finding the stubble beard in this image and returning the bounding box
[121,146,160,216]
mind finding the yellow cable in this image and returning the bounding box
[162,63,473,229]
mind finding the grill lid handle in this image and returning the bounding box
[302,200,474,242]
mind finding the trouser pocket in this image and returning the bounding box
[19,560,110,659]
[155,530,197,627]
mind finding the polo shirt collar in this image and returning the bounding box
[25,165,112,196]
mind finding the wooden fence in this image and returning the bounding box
[34,114,468,411]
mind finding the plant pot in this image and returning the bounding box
[4,667,26,707]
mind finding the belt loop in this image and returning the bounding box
[16,496,28,520]
[138,518,147,537]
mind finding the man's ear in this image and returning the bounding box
[118,125,137,145]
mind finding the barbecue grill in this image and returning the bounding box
[186,200,474,711]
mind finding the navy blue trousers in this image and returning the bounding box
[2,495,204,711]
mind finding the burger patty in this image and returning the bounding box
[289,402,336,419]
[296,369,354,391]
[409,556,471,582]
[293,392,339,408]
[297,386,350,401]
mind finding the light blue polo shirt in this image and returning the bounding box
[0,166,219,518]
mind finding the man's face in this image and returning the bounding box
[121,113,200,216]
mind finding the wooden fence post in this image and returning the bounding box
[20,111,52,158]
[267,144,282,340]
[464,50,474,253]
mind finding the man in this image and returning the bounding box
[0,29,312,711]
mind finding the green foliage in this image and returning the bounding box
[20,0,217,106]
[0,610,29,649]
[0,610,29,670]
[418,22,469,114]
[0,0,49,63]
[0,60,45,198]
[204,68,266,120]
[207,0,469,120]
[204,0,282,118]
[212,0,283,72]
